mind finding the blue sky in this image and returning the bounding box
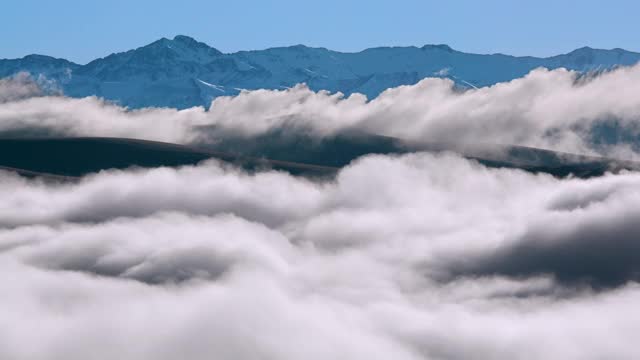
[3,0,639,63]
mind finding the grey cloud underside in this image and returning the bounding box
[2,35,640,109]
[446,205,640,288]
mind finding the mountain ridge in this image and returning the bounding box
[7,36,639,65]
[3,35,640,109]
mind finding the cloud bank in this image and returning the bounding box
[2,153,640,359]
[3,67,640,358]
[2,65,640,158]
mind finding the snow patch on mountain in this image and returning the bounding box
[3,35,640,109]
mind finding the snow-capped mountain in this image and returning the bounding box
[3,35,640,109]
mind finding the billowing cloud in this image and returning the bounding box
[3,66,640,358]
[2,65,640,157]
[2,153,640,359]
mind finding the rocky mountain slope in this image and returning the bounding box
[3,35,640,109]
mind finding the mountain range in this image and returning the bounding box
[2,35,640,109]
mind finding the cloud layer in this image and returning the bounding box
[2,153,640,359]
[3,67,640,358]
[2,65,640,158]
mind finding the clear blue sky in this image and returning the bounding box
[2,0,639,64]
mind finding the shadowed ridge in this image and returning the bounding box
[0,135,638,180]
[0,137,338,179]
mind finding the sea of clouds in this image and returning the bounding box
[2,66,640,359]
[2,65,640,157]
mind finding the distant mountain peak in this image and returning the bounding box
[172,35,221,53]
[3,38,640,109]
[422,44,455,52]
[571,46,595,53]
[4,54,78,68]
[22,54,57,60]
[138,35,222,56]
[173,34,197,43]
[142,37,172,49]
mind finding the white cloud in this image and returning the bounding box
[2,153,640,358]
[3,66,640,358]
[3,65,640,157]
[0,72,43,103]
